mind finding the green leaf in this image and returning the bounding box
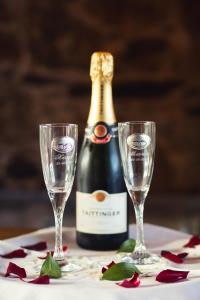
[117,239,136,253]
[102,262,141,281]
[40,253,62,279]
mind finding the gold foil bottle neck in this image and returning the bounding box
[90,52,113,82]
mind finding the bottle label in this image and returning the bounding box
[85,122,118,144]
[76,191,127,234]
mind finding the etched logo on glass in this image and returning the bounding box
[52,137,74,154]
[127,134,151,150]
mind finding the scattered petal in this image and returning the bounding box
[38,255,47,260]
[5,262,26,278]
[161,251,188,263]
[22,241,47,251]
[38,251,54,260]
[50,245,68,256]
[177,252,188,259]
[27,275,50,284]
[102,261,116,274]
[63,245,68,252]
[0,249,27,258]
[117,272,140,288]
[5,263,50,284]
[156,269,189,283]
[184,236,200,248]
[38,245,68,260]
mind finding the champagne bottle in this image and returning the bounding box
[76,52,128,250]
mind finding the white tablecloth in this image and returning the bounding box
[0,224,200,300]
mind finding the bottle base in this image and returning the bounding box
[76,231,128,251]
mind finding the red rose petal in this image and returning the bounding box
[63,245,68,252]
[0,249,27,258]
[38,255,47,260]
[117,273,140,288]
[177,252,188,259]
[5,262,50,284]
[22,241,47,251]
[101,261,116,274]
[5,262,27,278]
[184,236,200,248]
[38,245,68,259]
[156,269,189,283]
[38,252,53,260]
[27,275,50,284]
[161,250,188,263]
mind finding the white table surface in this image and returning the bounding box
[0,224,199,300]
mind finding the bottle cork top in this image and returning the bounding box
[90,52,113,82]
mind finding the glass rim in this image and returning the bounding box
[39,123,78,128]
[118,121,155,126]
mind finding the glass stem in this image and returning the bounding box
[134,203,146,253]
[49,192,66,261]
[53,206,64,260]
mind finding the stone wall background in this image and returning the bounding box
[0,0,199,230]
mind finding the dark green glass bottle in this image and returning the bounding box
[76,52,128,250]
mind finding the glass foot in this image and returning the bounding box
[61,262,83,272]
[120,251,161,265]
[117,252,167,277]
[55,257,84,272]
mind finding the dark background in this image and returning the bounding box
[0,0,199,233]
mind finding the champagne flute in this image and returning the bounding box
[40,123,78,268]
[118,121,159,265]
